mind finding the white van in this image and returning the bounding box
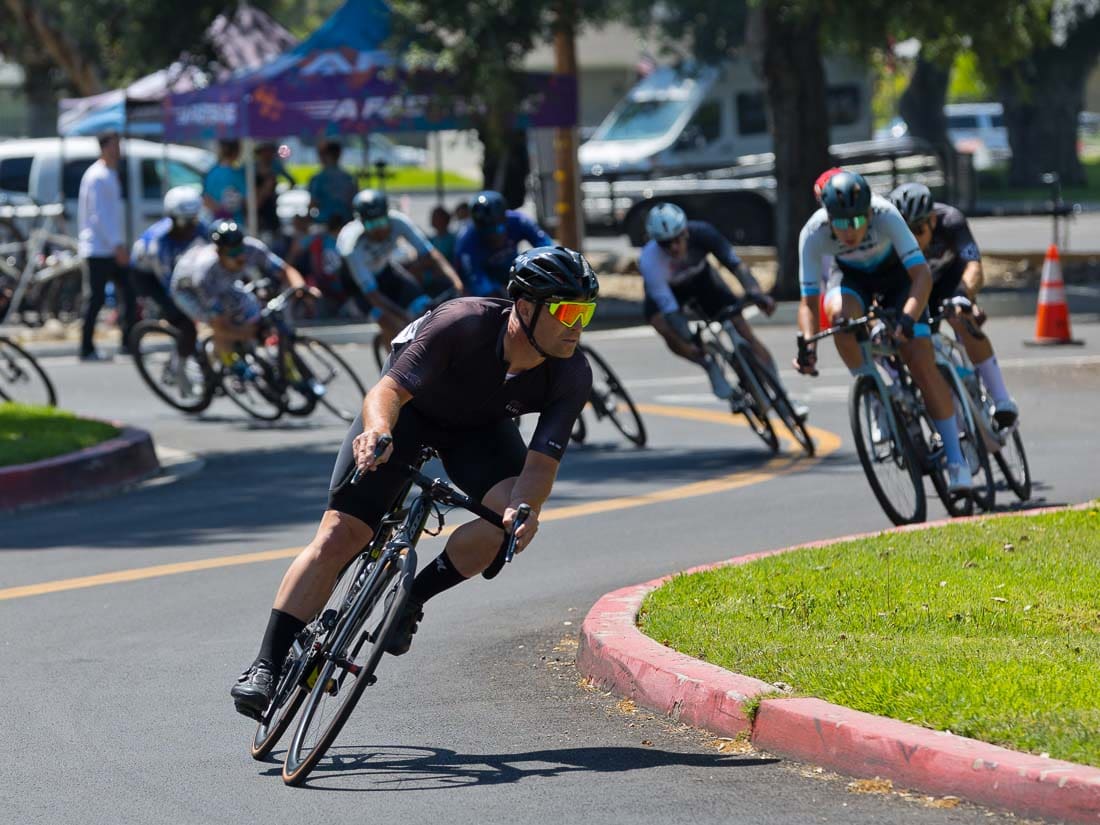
[579,57,872,178]
[0,137,215,244]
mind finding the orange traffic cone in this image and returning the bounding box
[1026,244,1083,346]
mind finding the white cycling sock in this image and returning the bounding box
[975,356,1011,404]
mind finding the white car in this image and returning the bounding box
[944,102,1011,169]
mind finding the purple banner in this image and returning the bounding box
[164,70,577,141]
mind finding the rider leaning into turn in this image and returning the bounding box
[794,169,974,492]
[169,221,317,380]
[888,182,1018,428]
[230,246,599,720]
[130,186,208,359]
[639,202,805,415]
[337,189,465,348]
[455,190,554,297]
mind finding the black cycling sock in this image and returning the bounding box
[410,551,468,604]
[256,609,306,671]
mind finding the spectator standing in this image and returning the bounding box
[203,139,247,224]
[428,205,457,262]
[307,140,357,224]
[255,142,295,243]
[77,132,136,361]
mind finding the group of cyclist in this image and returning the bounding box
[119,162,1018,720]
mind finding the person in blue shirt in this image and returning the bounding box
[130,186,209,358]
[455,190,553,296]
[203,139,247,224]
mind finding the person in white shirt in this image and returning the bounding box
[77,132,136,361]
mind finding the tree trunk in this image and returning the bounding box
[899,55,950,146]
[3,0,103,97]
[478,127,530,208]
[998,50,1089,186]
[759,3,830,299]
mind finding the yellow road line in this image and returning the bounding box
[1,405,842,602]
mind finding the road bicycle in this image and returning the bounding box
[0,334,56,406]
[931,305,1031,503]
[798,305,993,525]
[569,343,647,447]
[248,436,527,785]
[130,285,367,422]
[690,296,814,455]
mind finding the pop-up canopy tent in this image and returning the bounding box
[162,0,578,141]
[58,2,297,138]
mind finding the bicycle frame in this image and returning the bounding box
[687,299,771,411]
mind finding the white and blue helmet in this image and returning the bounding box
[645,202,687,242]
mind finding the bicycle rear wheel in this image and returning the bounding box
[994,426,1031,502]
[0,336,56,406]
[130,321,213,414]
[582,345,647,447]
[293,337,368,423]
[372,333,389,373]
[282,550,413,785]
[850,376,926,525]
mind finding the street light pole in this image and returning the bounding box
[553,0,581,251]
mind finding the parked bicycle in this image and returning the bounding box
[931,304,1031,504]
[0,334,56,406]
[797,303,993,525]
[691,296,814,455]
[130,285,367,422]
[248,436,526,785]
[568,343,647,447]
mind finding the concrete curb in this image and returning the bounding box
[577,504,1100,824]
[0,424,160,513]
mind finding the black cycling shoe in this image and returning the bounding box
[383,597,424,656]
[230,660,278,721]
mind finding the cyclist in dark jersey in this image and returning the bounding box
[889,182,1018,427]
[230,246,599,720]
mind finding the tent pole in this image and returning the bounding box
[244,137,259,236]
[434,132,444,205]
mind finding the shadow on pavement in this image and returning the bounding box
[257,743,779,791]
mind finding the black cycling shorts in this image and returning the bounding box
[327,405,527,528]
[927,269,965,317]
[833,258,931,335]
[642,265,737,321]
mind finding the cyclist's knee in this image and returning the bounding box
[309,510,374,566]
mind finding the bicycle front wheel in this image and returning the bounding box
[850,376,926,525]
[130,321,213,414]
[720,343,777,453]
[212,342,285,421]
[293,337,368,423]
[582,345,647,447]
[994,426,1031,502]
[750,358,814,456]
[282,550,413,786]
[0,336,56,406]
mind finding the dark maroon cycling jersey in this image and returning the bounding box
[386,297,592,461]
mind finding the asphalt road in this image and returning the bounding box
[3,314,1097,824]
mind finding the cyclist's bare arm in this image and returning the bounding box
[903,261,934,322]
[650,311,703,361]
[961,259,985,299]
[353,376,411,471]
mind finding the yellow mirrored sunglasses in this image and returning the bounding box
[547,300,597,328]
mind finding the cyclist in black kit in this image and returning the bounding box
[230,246,599,720]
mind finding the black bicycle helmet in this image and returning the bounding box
[470,190,508,230]
[507,246,599,304]
[820,170,872,219]
[352,189,388,222]
[889,182,934,225]
[210,220,244,248]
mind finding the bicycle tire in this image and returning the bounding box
[850,375,926,525]
[0,336,57,407]
[213,342,286,421]
[581,345,647,447]
[293,336,368,423]
[372,333,389,373]
[994,426,1031,502]
[250,644,311,761]
[129,321,213,414]
[718,343,777,453]
[749,357,814,456]
[925,366,977,518]
[282,552,414,785]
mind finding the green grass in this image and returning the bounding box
[285,165,480,192]
[0,403,119,467]
[639,507,1100,766]
[977,156,1100,202]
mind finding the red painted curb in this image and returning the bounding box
[577,504,1100,823]
[0,425,160,513]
